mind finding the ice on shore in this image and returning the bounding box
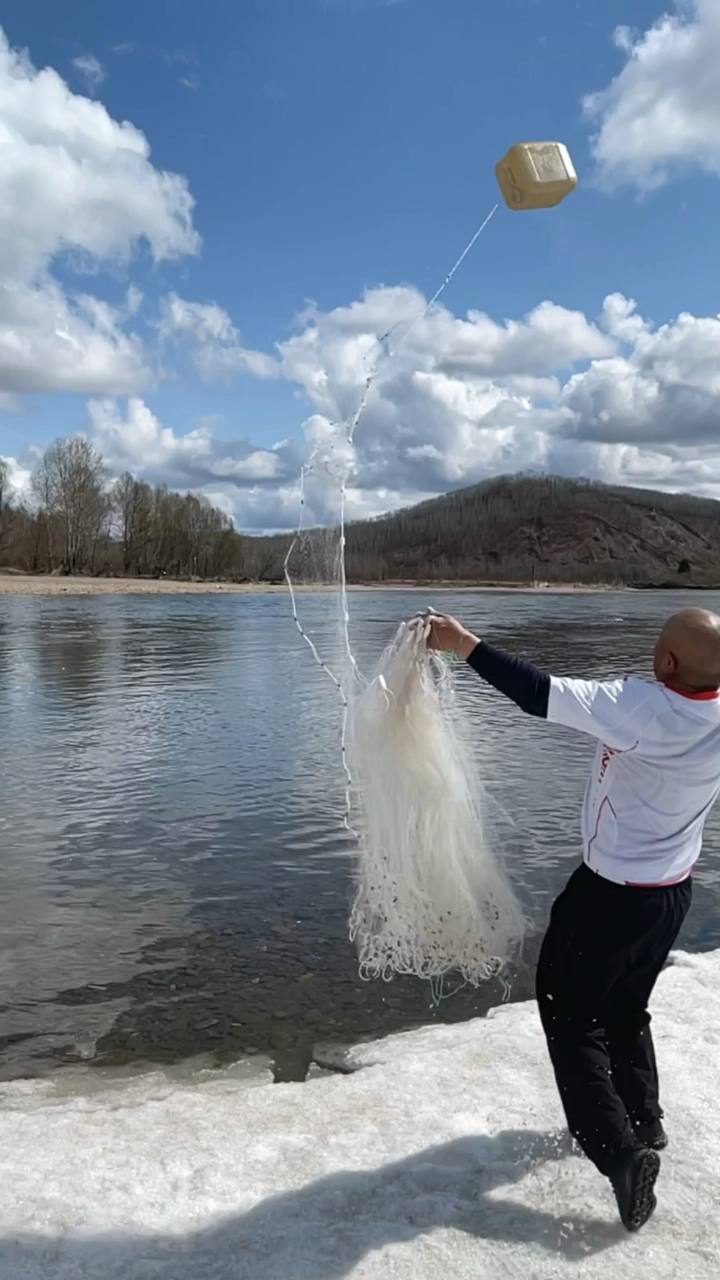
[0,949,718,1279]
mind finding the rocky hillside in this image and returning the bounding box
[341,476,720,586]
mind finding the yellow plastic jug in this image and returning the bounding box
[495,142,577,211]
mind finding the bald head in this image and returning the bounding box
[654,609,720,692]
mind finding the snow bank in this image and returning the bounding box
[0,950,718,1279]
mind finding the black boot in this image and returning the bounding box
[633,1119,668,1151]
[610,1148,661,1232]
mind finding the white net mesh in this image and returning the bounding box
[284,203,525,989]
[348,614,526,986]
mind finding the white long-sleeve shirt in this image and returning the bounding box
[548,676,720,886]
[467,641,720,887]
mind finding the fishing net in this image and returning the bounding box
[348,613,526,987]
[284,204,526,989]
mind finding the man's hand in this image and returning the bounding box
[427,613,480,661]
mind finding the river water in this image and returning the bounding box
[1,588,719,1083]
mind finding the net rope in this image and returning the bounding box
[284,202,526,984]
[283,205,498,830]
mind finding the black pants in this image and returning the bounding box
[536,862,692,1177]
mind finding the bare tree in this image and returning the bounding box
[29,449,58,571]
[32,437,108,575]
[0,458,11,552]
[112,473,155,575]
[0,457,10,512]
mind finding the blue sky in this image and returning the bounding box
[1,0,720,528]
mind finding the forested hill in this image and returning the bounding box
[247,475,720,588]
[345,476,720,586]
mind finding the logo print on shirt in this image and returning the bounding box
[599,744,619,783]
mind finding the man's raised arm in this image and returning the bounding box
[428,612,655,750]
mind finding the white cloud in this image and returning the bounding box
[226,479,430,535]
[559,299,720,447]
[159,294,280,382]
[267,287,616,498]
[78,388,430,533]
[86,397,299,494]
[0,454,32,498]
[72,53,106,94]
[0,280,148,394]
[287,286,720,508]
[0,31,199,281]
[0,26,199,398]
[585,0,720,189]
[90,282,720,530]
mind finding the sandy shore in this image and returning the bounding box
[0,574,623,597]
[0,574,289,596]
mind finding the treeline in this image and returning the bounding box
[2,446,720,586]
[0,438,246,580]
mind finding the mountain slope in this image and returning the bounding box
[342,476,720,586]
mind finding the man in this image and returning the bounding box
[428,607,720,1233]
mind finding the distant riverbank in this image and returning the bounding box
[0,574,283,596]
[0,573,629,597]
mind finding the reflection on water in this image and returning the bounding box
[1,589,720,1082]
